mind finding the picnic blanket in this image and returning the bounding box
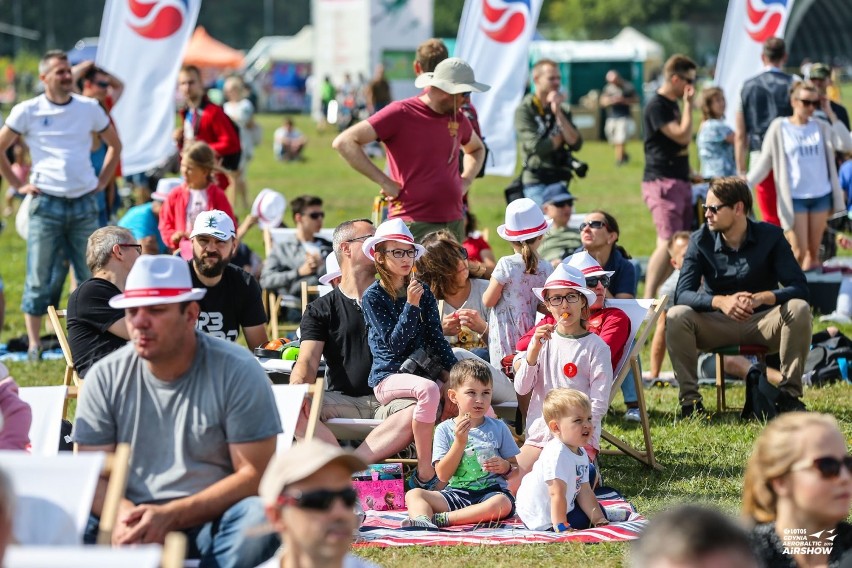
[0,345,64,363]
[354,487,645,548]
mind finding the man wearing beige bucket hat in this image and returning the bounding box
[333,57,488,243]
[74,255,282,567]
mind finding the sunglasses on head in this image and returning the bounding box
[792,455,852,479]
[798,98,820,108]
[702,203,731,215]
[579,220,608,231]
[307,212,325,220]
[585,275,610,288]
[278,487,359,511]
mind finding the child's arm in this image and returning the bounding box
[362,287,420,355]
[481,277,504,308]
[434,417,471,482]
[576,482,608,527]
[546,479,569,531]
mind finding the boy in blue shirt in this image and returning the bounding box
[401,358,520,528]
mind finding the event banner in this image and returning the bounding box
[716,0,797,127]
[455,0,544,177]
[97,0,201,175]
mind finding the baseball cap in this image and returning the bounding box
[190,210,236,242]
[259,440,367,506]
[541,185,576,206]
[810,63,831,80]
[152,178,182,202]
[414,57,490,94]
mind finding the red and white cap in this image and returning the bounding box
[532,264,596,305]
[497,197,553,242]
[251,189,286,230]
[563,250,614,279]
[318,252,342,285]
[109,255,206,309]
[362,218,426,261]
[151,178,182,202]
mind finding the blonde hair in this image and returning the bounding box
[742,412,841,523]
[543,388,591,424]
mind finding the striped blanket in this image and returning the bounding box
[354,488,645,548]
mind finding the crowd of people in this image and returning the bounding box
[0,33,850,568]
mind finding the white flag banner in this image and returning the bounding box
[96,0,201,175]
[716,0,796,127]
[455,0,543,177]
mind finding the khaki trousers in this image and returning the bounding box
[665,299,811,404]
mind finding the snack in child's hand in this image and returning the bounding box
[464,412,470,419]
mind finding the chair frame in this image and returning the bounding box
[46,305,81,419]
[97,443,132,545]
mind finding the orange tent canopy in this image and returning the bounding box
[183,26,244,69]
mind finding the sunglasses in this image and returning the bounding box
[458,247,469,260]
[702,203,731,215]
[278,487,359,511]
[585,275,610,288]
[545,293,582,307]
[118,244,142,254]
[307,212,325,220]
[385,249,417,259]
[792,455,852,479]
[678,74,695,85]
[798,98,820,108]
[458,91,471,98]
[552,200,574,208]
[95,80,111,88]
[579,220,609,231]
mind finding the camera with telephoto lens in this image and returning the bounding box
[400,347,442,381]
[570,158,589,178]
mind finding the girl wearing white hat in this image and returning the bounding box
[512,264,613,485]
[361,219,457,490]
[482,198,553,369]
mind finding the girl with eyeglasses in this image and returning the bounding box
[360,219,457,492]
[743,412,852,567]
[747,81,852,271]
[511,264,612,490]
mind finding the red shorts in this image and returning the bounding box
[641,178,693,240]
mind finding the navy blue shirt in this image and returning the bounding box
[675,220,808,312]
[361,280,457,388]
[575,246,637,297]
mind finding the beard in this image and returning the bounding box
[193,252,229,278]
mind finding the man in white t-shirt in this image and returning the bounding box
[0,50,121,358]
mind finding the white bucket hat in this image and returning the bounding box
[251,189,286,229]
[110,255,206,309]
[564,250,615,279]
[362,218,426,261]
[318,252,342,285]
[533,264,596,306]
[151,178,182,202]
[497,197,553,242]
[190,210,236,242]
[413,57,491,94]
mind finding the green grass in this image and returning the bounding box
[4,104,852,567]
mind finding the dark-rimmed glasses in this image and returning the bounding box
[702,204,731,215]
[545,293,582,307]
[118,244,142,254]
[579,220,609,231]
[344,234,373,243]
[278,487,358,511]
[385,249,417,259]
[791,455,852,479]
[585,275,610,288]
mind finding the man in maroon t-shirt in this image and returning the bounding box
[332,58,488,242]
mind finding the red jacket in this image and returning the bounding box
[158,182,237,248]
[179,96,241,158]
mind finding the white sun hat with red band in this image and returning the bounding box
[497,197,553,242]
[362,218,426,261]
[564,250,615,278]
[109,255,207,309]
[532,264,596,306]
[251,188,286,230]
[318,252,342,285]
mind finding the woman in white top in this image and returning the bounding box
[223,76,258,210]
[748,81,852,270]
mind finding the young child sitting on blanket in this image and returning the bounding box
[515,389,611,531]
[401,359,520,528]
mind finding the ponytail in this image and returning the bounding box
[521,237,539,274]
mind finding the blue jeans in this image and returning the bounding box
[621,366,638,405]
[85,497,279,568]
[22,192,98,315]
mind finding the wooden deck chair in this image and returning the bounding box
[96,444,132,545]
[18,386,69,455]
[271,379,324,453]
[301,281,321,314]
[600,297,666,470]
[46,306,81,389]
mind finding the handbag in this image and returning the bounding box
[504,175,525,204]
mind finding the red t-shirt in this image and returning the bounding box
[463,234,491,263]
[368,96,472,223]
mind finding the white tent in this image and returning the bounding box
[610,27,664,74]
[244,26,314,78]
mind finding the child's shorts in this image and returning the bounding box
[439,485,516,517]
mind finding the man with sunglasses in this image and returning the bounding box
[538,186,581,266]
[642,53,698,302]
[257,440,378,568]
[261,195,333,320]
[667,177,811,417]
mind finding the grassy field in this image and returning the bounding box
[3,104,852,567]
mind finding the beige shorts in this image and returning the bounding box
[320,390,415,421]
[605,117,635,144]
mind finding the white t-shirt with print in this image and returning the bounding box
[5,93,109,197]
[186,188,209,229]
[515,437,590,531]
[781,118,832,199]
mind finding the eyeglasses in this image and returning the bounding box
[278,487,359,511]
[798,98,820,107]
[791,455,852,479]
[702,203,731,215]
[552,200,574,208]
[118,244,142,254]
[545,293,582,307]
[678,74,695,85]
[95,80,110,88]
[385,249,417,259]
[345,234,373,243]
[307,212,325,220]
[458,247,469,260]
[579,220,609,231]
[585,275,610,288]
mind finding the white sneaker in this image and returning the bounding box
[820,311,852,325]
[624,407,641,423]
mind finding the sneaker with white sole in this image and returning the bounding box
[401,515,438,529]
[624,407,641,422]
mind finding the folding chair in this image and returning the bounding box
[301,281,321,314]
[271,379,324,453]
[18,386,71,455]
[46,305,81,389]
[600,297,666,470]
